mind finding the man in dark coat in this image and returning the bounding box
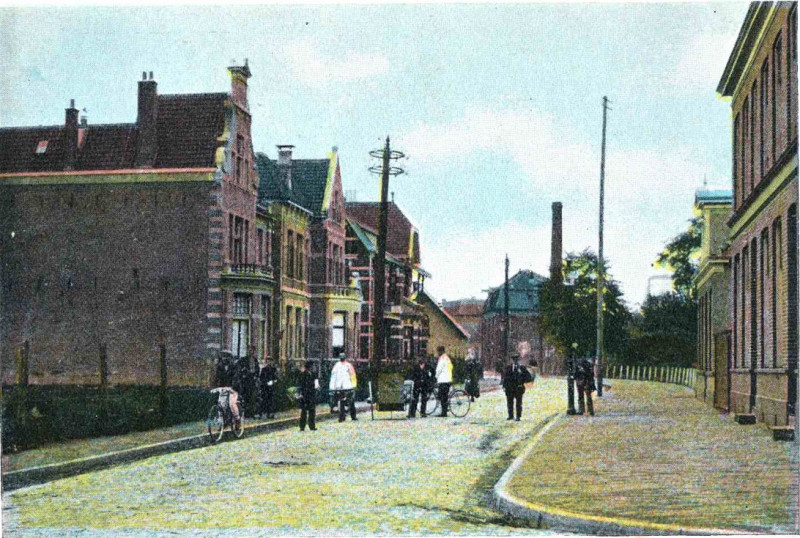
[465,351,482,402]
[298,360,318,431]
[502,353,532,421]
[407,358,435,418]
[574,357,595,416]
[259,358,278,419]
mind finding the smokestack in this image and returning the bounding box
[277,145,294,190]
[550,202,563,282]
[64,99,79,170]
[135,71,158,167]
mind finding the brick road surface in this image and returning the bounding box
[2,378,563,537]
[506,379,798,533]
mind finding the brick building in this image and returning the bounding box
[717,1,798,426]
[441,298,484,341]
[0,63,266,387]
[477,270,560,374]
[257,146,360,363]
[345,202,430,363]
[693,189,733,410]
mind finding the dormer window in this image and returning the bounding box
[35,140,48,154]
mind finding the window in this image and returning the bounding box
[260,296,270,360]
[733,254,739,368]
[760,61,769,175]
[35,140,48,154]
[760,229,768,367]
[296,234,304,280]
[231,293,251,359]
[236,135,244,184]
[231,216,244,264]
[287,230,295,278]
[772,219,780,367]
[286,306,293,360]
[750,82,756,187]
[257,228,264,265]
[332,312,346,357]
[734,114,741,206]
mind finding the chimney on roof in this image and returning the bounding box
[277,145,294,190]
[64,99,79,170]
[228,59,251,111]
[135,71,158,168]
[550,202,563,282]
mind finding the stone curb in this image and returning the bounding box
[2,403,369,492]
[491,413,755,536]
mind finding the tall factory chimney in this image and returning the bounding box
[550,202,563,282]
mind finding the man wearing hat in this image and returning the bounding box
[502,353,532,421]
[298,360,319,431]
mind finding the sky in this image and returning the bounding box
[0,2,751,308]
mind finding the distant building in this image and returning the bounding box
[693,189,733,410]
[717,1,798,427]
[476,270,559,374]
[441,298,484,341]
[418,291,470,360]
[0,64,264,386]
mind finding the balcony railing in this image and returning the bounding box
[222,264,275,285]
[310,284,361,300]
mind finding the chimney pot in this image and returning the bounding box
[69,99,75,108]
[277,145,294,189]
[142,71,146,80]
[149,71,153,80]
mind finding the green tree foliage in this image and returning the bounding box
[654,217,702,298]
[540,250,630,359]
[626,292,697,367]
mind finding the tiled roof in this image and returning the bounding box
[420,290,470,339]
[256,153,310,208]
[292,159,330,215]
[0,93,227,174]
[345,201,416,259]
[484,270,548,315]
[695,189,733,206]
[442,300,484,318]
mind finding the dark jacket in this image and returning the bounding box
[408,364,435,391]
[260,364,278,389]
[215,361,234,388]
[298,369,317,401]
[502,362,532,392]
[574,359,595,390]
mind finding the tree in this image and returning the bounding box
[626,292,697,367]
[540,250,630,359]
[654,217,702,299]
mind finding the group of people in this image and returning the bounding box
[214,353,282,426]
[406,347,482,418]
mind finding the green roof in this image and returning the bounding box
[484,270,548,314]
[256,153,331,215]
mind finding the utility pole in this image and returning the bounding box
[503,255,510,362]
[368,138,404,404]
[596,96,610,397]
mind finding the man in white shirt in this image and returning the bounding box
[329,354,357,422]
[435,346,453,417]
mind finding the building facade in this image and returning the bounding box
[693,190,733,410]
[418,291,470,360]
[717,1,798,426]
[0,63,266,386]
[345,202,430,363]
[477,270,560,374]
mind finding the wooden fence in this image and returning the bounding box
[605,364,695,388]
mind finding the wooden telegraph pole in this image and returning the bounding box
[503,255,510,361]
[596,96,610,397]
[368,138,404,406]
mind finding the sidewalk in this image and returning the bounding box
[496,379,797,534]
[2,401,367,491]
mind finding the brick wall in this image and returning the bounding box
[0,180,213,386]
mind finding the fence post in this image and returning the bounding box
[159,344,168,426]
[15,341,30,386]
[99,343,109,434]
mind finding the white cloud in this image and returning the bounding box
[281,42,390,86]
[401,106,726,307]
[670,31,739,91]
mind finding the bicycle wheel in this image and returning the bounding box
[207,404,224,443]
[424,392,439,416]
[448,390,470,418]
[233,410,245,438]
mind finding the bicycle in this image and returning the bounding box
[415,384,471,418]
[207,387,245,442]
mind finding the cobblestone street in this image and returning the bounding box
[2,379,564,537]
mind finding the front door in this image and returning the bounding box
[714,330,730,410]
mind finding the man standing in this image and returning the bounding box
[435,346,453,417]
[408,358,435,418]
[574,357,595,416]
[465,349,481,402]
[329,354,357,422]
[503,353,532,421]
[298,360,318,431]
[259,358,278,419]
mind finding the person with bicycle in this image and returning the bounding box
[329,353,357,422]
[259,357,278,419]
[435,346,453,417]
[214,352,242,427]
[407,357,435,418]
